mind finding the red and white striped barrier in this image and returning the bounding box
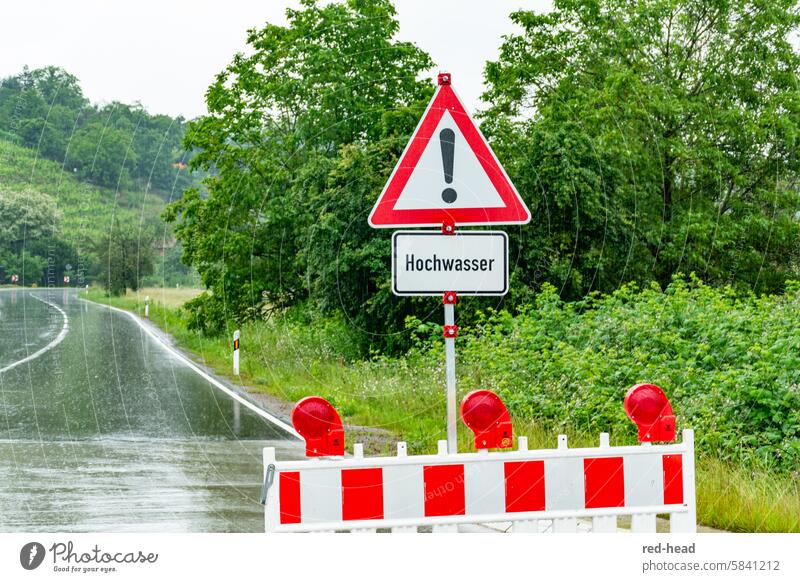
[263,429,696,533]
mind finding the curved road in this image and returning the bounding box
[0,287,302,532]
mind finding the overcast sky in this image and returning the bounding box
[0,0,553,120]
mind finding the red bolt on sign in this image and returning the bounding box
[443,325,458,338]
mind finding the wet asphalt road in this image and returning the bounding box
[0,288,302,532]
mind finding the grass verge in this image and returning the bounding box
[82,287,800,533]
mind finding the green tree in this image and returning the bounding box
[482,0,800,298]
[0,187,60,252]
[25,236,79,286]
[0,250,47,285]
[95,220,155,295]
[66,122,138,188]
[0,66,192,198]
[166,0,433,334]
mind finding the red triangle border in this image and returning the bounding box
[369,83,530,228]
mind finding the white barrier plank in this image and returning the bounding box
[623,453,663,507]
[383,464,425,519]
[300,468,342,524]
[543,457,584,510]
[464,461,505,515]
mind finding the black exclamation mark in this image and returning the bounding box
[440,128,457,204]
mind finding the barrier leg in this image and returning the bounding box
[263,448,279,533]
[512,519,539,533]
[592,515,617,532]
[631,513,657,532]
[552,517,577,533]
[670,429,697,533]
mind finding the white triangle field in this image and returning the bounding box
[392,111,505,211]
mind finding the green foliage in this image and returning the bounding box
[166,0,433,338]
[0,249,47,285]
[482,0,800,299]
[142,242,197,288]
[0,66,194,195]
[95,220,155,295]
[454,277,800,470]
[167,0,800,353]
[0,186,60,250]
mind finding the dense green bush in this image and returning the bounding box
[447,277,800,470]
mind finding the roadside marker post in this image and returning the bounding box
[233,329,240,376]
[369,72,530,452]
[144,295,150,319]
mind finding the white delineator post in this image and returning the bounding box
[443,291,458,454]
[144,295,150,319]
[233,329,241,376]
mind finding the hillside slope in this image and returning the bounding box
[0,137,167,245]
[0,137,193,286]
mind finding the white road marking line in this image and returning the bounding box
[0,293,69,375]
[79,296,301,439]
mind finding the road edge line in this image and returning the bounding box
[0,292,70,375]
[79,296,301,440]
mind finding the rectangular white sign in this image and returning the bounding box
[392,231,508,296]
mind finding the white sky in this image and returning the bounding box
[0,0,552,120]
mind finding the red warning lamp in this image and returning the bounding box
[624,383,676,442]
[460,390,513,450]
[291,396,345,457]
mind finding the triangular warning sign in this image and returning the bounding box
[369,73,530,228]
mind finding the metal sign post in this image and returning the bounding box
[443,291,458,453]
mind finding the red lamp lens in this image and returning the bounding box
[624,384,669,424]
[292,397,340,438]
[460,390,513,449]
[462,391,505,431]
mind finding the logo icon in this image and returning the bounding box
[20,542,45,570]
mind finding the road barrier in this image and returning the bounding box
[263,432,695,533]
[262,386,696,533]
